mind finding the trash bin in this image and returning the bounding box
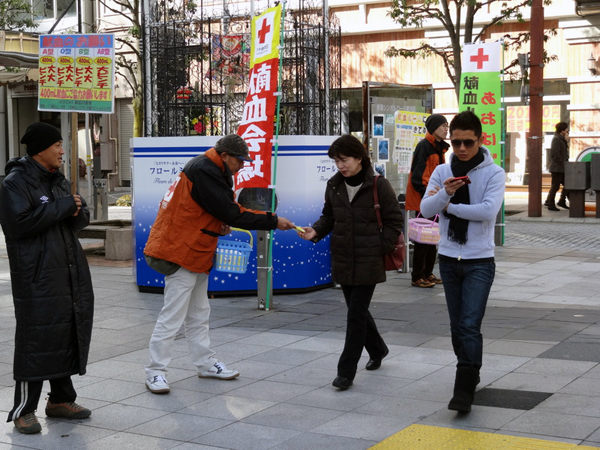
[564,161,590,218]
[591,154,600,218]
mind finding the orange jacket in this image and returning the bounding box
[144,148,278,274]
[405,133,449,211]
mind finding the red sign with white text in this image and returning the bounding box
[236,5,281,189]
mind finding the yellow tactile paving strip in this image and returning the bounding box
[370,424,600,449]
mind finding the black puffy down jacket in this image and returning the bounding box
[0,157,94,382]
[312,167,403,286]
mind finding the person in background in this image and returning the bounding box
[298,135,403,390]
[143,134,295,394]
[405,114,449,288]
[0,122,94,434]
[421,111,505,413]
[545,122,570,211]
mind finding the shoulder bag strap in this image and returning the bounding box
[373,175,383,230]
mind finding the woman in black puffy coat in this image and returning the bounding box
[299,134,403,389]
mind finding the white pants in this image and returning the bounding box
[146,267,217,378]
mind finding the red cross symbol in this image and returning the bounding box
[257,19,271,44]
[470,48,489,70]
[164,177,180,202]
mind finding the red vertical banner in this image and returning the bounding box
[236,5,282,189]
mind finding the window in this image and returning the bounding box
[57,0,76,18]
[31,0,76,21]
[101,0,127,15]
[32,0,54,20]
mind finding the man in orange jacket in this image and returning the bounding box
[143,134,295,394]
[405,114,449,288]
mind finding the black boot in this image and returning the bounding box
[448,367,479,413]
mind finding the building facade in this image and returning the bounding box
[0,0,599,190]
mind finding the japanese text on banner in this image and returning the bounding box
[459,42,502,166]
[38,34,115,114]
[236,4,282,190]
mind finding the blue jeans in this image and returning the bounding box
[439,259,495,370]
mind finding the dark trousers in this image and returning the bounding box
[337,284,387,380]
[7,376,77,421]
[545,172,568,206]
[439,260,495,370]
[411,242,438,282]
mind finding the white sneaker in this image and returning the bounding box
[198,361,239,380]
[145,375,170,394]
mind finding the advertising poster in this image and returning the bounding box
[507,105,561,133]
[38,34,115,113]
[394,111,428,192]
[131,136,338,294]
[378,138,389,162]
[372,114,385,137]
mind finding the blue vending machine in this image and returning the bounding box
[131,135,338,295]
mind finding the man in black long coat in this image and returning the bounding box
[0,122,94,434]
[545,121,570,211]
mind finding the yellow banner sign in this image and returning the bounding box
[507,105,561,133]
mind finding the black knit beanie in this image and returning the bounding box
[20,122,63,156]
[425,114,448,134]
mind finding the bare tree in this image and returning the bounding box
[385,0,557,99]
[97,0,143,136]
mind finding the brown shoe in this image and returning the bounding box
[14,412,42,434]
[46,401,91,419]
[427,275,443,284]
[411,278,435,288]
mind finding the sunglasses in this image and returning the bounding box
[450,139,477,149]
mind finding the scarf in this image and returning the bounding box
[344,167,366,187]
[444,150,484,244]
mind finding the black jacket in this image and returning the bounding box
[549,133,569,173]
[312,167,403,286]
[0,157,94,381]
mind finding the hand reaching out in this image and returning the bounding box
[276,217,295,230]
[297,226,317,241]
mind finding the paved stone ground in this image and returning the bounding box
[1,198,600,449]
[506,221,600,251]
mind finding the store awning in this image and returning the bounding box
[0,51,39,68]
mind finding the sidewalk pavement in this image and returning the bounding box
[1,195,600,449]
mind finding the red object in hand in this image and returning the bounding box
[453,176,471,184]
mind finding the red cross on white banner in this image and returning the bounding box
[462,42,501,73]
[257,19,271,44]
[470,48,489,70]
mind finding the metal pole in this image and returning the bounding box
[323,0,330,134]
[263,1,286,311]
[85,113,93,215]
[527,0,544,217]
[70,112,78,195]
[142,0,153,136]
